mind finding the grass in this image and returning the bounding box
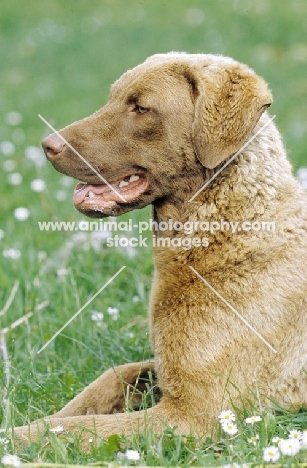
[0,0,307,465]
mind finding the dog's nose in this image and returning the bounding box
[42,133,65,160]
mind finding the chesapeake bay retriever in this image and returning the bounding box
[14,53,307,445]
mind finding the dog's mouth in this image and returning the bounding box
[73,173,148,213]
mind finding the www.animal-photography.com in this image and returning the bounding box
[1,1,307,466]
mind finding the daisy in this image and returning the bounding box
[7,173,22,185]
[56,268,69,276]
[301,430,307,448]
[25,146,45,167]
[3,160,16,171]
[125,450,140,461]
[218,410,236,424]
[288,429,302,441]
[1,455,21,467]
[278,438,300,456]
[38,251,47,261]
[55,190,67,201]
[3,249,21,260]
[0,141,15,156]
[0,437,9,444]
[14,207,30,221]
[297,167,307,190]
[221,421,238,435]
[60,175,74,187]
[248,434,260,445]
[297,167,307,180]
[263,446,280,462]
[245,415,262,424]
[6,111,22,126]
[91,311,104,322]
[272,436,283,444]
[107,307,119,320]
[30,178,46,192]
[49,425,64,434]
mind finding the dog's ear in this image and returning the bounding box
[191,63,272,169]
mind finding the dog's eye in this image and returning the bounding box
[135,105,149,114]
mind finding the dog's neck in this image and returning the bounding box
[151,119,302,241]
[151,171,205,226]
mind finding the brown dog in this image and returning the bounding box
[14,53,307,445]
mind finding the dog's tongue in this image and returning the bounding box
[73,183,111,205]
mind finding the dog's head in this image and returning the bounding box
[42,53,272,218]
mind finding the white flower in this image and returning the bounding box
[56,268,69,276]
[1,455,21,467]
[272,436,283,444]
[90,231,111,252]
[38,251,47,261]
[3,249,21,260]
[0,229,4,240]
[88,438,93,443]
[301,430,307,448]
[0,437,9,444]
[289,429,303,440]
[278,438,301,456]
[33,277,41,287]
[5,111,22,126]
[245,415,262,424]
[49,425,64,434]
[7,173,22,185]
[91,311,104,322]
[185,8,205,27]
[3,160,16,171]
[107,307,119,320]
[60,175,73,187]
[221,421,238,435]
[30,178,46,192]
[300,179,307,190]
[14,207,30,221]
[132,295,140,303]
[218,410,236,424]
[25,146,45,167]
[0,141,15,156]
[263,446,280,462]
[125,450,140,461]
[223,463,240,468]
[297,167,307,181]
[248,434,260,445]
[55,190,67,201]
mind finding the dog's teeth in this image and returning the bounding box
[129,174,139,182]
[88,190,95,198]
[119,180,129,188]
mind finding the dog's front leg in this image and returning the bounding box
[52,361,156,417]
[13,397,199,449]
[12,361,157,445]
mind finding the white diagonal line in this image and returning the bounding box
[189,266,277,353]
[188,115,276,202]
[38,114,127,203]
[37,266,126,354]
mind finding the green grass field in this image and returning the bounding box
[1,0,307,465]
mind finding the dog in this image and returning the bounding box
[14,52,307,446]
